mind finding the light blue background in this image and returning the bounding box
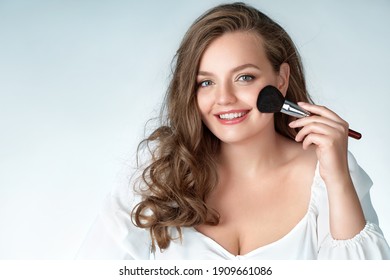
[0,0,389,259]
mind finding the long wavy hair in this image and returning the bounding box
[132,2,312,251]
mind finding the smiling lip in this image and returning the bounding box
[214,109,250,125]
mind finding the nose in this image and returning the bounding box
[215,83,237,105]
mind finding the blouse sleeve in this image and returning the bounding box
[75,184,151,260]
[316,151,390,259]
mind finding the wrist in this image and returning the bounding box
[322,172,353,193]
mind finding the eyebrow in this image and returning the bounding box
[197,63,261,76]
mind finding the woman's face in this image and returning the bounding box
[196,31,289,144]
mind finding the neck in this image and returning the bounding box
[218,130,287,178]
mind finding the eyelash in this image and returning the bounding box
[198,80,214,88]
[197,74,256,88]
[237,74,255,82]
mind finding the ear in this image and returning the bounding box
[277,63,290,97]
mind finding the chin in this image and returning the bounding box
[213,132,256,145]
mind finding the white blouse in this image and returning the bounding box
[76,152,390,260]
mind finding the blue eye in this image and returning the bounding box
[238,75,254,82]
[198,80,214,88]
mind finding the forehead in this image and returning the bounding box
[198,31,269,72]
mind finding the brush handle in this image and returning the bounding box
[282,101,362,140]
[348,129,362,140]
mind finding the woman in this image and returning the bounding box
[77,2,390,259]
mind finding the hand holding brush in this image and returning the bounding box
[256,85,362,140]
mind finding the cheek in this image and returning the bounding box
[196,94,214,130]
[237,88,261,108]
[196,93,212,117]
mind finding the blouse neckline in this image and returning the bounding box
[185,162,320,258]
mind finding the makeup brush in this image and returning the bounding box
[256,85,362,140]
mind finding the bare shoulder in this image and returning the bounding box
[278,135,318,182]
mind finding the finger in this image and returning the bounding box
[289,115,343,131]
[301,133,329,150]
[294,121,348,144]
[294,122,336,142]
[289,113,349,139]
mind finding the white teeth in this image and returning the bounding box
[219,112,247,120]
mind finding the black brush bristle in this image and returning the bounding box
[256,85,285,113]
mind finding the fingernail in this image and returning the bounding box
[289,121,295,127]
